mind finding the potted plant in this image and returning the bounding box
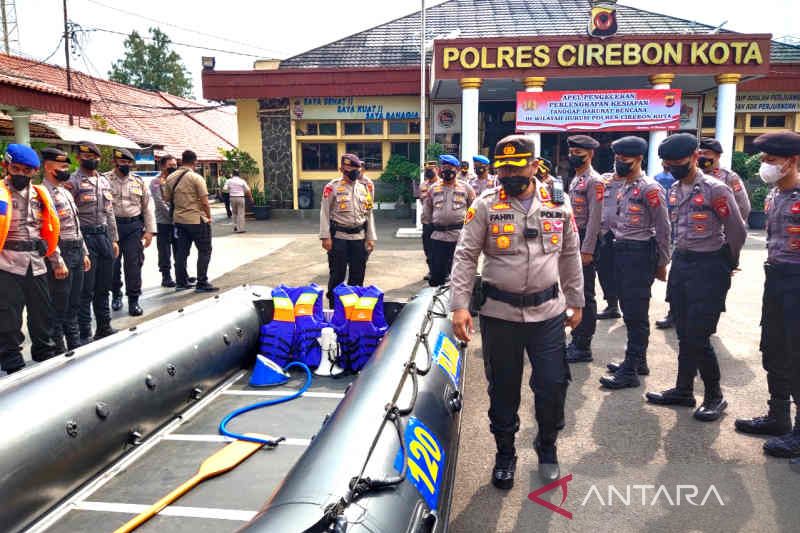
[250,184,271,220]
[379,154,419,219]
[747,183,769,229]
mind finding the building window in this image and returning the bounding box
[388,120,421,135]
[345,142,382,170]
[749,115,787,129]
[343,121,383,135]
[301,143,338,171]
[390,142,421,164]
[296,121,336,136]
[701,114,716,129]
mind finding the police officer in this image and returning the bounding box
[458,159,472,181]
[320,153,377,308]
[0,145,59,373]
[600,136,671,389]
[450,135,583,486]
[108,148,155,316]
[735,131,800,459]
[419,160,440,281]
[42,148,91,353]
[596,170,626,319]
[469,155,497,195]
[67,141,119,342]
[698,137,751,220]
[151,155,179,287]
[565,135,605,363]
[645,133,746,421]
[423,154,476,286]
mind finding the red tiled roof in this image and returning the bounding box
[0,73,91,116]
[0,53,237,162]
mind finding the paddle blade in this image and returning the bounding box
[196,436,267,479]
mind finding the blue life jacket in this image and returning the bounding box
[283,284,327,368]
[259,287,296,367]
[330,284,360,368]
[347,285,388,372]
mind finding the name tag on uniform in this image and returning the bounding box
[129,183,143,195]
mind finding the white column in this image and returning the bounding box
[715,73,741,170]
[460,78,481,168]
[523,77,546,157]
[647,74,675,177]
[10,108,32,145]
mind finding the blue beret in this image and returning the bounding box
[658,133,698,160]
[473,155,490,165]
[612,136,648,157]
[439,154,460,167]
[753,131,800,157]
[4,144,40,169]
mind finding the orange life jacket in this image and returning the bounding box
[0,181,60,257]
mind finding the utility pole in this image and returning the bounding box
[0,0,20,55]
[63,0,73,124]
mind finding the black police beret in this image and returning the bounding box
[753,131,800,157]
[699,137,723,154]
[658,133,699,161]
[494,134,535,167]
[567,135,600,150]
[76,141,101,157]
[611,136,648,157]
[40,147,70,163]
[341,153,362,166]
[113,147,136,161]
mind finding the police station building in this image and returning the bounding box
[201,0,800,208]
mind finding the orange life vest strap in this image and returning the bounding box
[32,184,60,257]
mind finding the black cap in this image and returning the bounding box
[341,153,362,167]
[567,135,600,150]
[699,137,723,154]
[112,147,135,162]
[40,147,70,163]
[494,134,535,168]
[658,133,699,161]
[76,141,101,157]
[611,136,648,157]
[753,131,800,157]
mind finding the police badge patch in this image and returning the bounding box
[464,206,476,225]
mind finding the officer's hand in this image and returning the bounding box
[655,264,667,282]
[83,255,91,272]
[321,238,332,252]
[565,307,582,330]
[142,232,153,248]
[365,240,375,253]
[112,242,120,258]
[54,262,69,280]
[452,309,474,343]
[581,253,593,266]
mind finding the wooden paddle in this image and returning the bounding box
[113,435,267,533]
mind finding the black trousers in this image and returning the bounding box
[156,222,176,276]
[667,251,731,393]
[80,231,114,332]
[221,192,232,218]
[479,313,569,448]
[0,266,56,372]
[422,223,434,270]
[572,229,597,341]
[175,222,212,286]
[327,237,368,307]
[614,239,657,362]
[429,238,457,287]
[596,231,618,304]
[112,219,144,297]
[48,241,84,345]
[759,263,800,404]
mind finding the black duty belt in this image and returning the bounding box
[331,222,367,234]
[4,240,40,252]
[764,261,800,275]
[674,248,724,261]
[432,223,464,232]
[81,225,107,235]
[482,282,559,308]
[613,238,653,251]
[116,215,143,224]
[59,238,84,249]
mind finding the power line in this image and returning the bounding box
[84,0,284,57]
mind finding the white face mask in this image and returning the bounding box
[759,161,785,184]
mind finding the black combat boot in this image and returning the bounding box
[655,312,674,329]
[764,412,800,458]
[646,387,696,407]
[52,335,67,356]
[94,322,117,340]
[161,272,176,288]
[128,297,143,317]
[597,301,621,319]
[79,325,92,345]
[735,399,791,436]
[600,351,641,389]
[566,337,593,363]
[111,292,123,311]
[534,437,560,483]
[694,384,727,422]
[607,353,650,375]
[492,433,517,490]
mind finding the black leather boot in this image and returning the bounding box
[79,325,92,345]
[607,353,649,375]
[646,387,696,407]
[52,335,67,355]
[735,399,792,436]
[694,395,728,422]
[566,337,593,363]
[94,322,117,340]
[111,292,123,311]
[655,312,674,329]
[161,273,176,288]
[534,438,560,483]
[764,413,800,458]
[492,433,516,490]
[597,302,621,319]
[600,351,641,389]
[128,297,143,317]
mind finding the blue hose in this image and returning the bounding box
[219,361,313,446]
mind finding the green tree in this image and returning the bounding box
[218,147,260,178]
[109,28,193,97]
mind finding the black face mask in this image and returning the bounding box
[615,160,634,177]
[10,174,30,190]
[54,169,71,182]
[118,165,131,176]
[345,169,360,180]
[499,176,530,197]
[568,155,586,169]
[424,168,436,179]
[475,166,487,175]
[441,169,456,181]
[80,159,99,171]
[165,166,178,174]
[667,162,692,180]
[697,156,715,171]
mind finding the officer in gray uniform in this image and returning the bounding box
[42,148,91,353]
[600,136,671,389]
[596,171,626,319]
[735,131,800,462]
[320,153,377,308]
[67,141,119,342]
[150,155,179,287]
[107,148,155,316]
[645,133,746,421]
[565,135,605,363]
[468,155,497,195]
[698,137,752,220]
[450,135,584,487]
[422,154,476,286]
